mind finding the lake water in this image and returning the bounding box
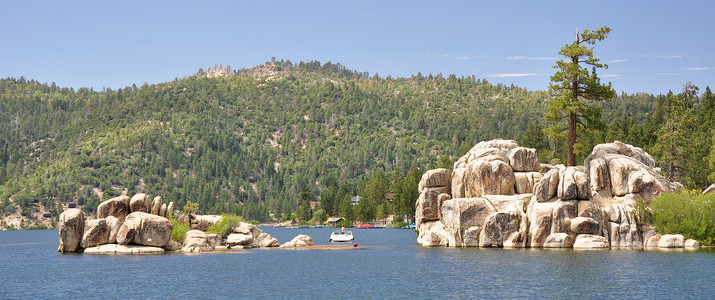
[1,228,713,299]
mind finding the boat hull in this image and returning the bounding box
[330,231,354,242]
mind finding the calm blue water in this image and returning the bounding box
[1,228,713,299]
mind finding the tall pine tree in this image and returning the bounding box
[548,26,616,166]
[653,84,698,184]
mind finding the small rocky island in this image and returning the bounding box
[416,139,700,249]
[57,194,315,254]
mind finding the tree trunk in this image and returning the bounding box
[568,49,579,167]
[668,160,675,182]
[568,112,577,166]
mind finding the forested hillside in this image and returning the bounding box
[1,60,713,228]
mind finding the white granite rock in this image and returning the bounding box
[573,234,610,249]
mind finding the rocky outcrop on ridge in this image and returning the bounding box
[416,139,693,249]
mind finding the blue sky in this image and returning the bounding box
[2,1,713,94]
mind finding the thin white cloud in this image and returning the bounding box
[641,54,684,59]
[656,72,680,76]
[655,55,684,59]
[486,73,541,78]
[608,59,628,63]
[453,55,483,60]
[505,56,556,61]
[600,74,623,78]
[426,54,483,60]
[686,67,715,71]
[425,54,452,58]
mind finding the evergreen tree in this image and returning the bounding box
[375,203,387,223]
[321,180,338,216]
[699,87,715,184]
[653,84,698,184]
[358,169,386,222]
[437,155,453,170]
[521,119,549,154]
[709,132,715,183]
[297,185,312,221]
[388,168,405,219]
[338,196,354,221]
[548,26,616,166]
[400,167,422,220]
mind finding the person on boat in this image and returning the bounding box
[341,225,346,234]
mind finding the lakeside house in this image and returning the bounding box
[326,217,343,227]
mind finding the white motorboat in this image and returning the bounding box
[330,230,354,242]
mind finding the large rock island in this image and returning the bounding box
[416,139,698,249]
[56,193,302,254]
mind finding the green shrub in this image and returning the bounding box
[170,216,190,242]
[206,214,244,237]
[651,191,715,245]
[336,220,353,228]
[298,220,315,226]
[282,213,295,222]
[390,221,408,228]
[26,224,49,230]
[311,208,327,224]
